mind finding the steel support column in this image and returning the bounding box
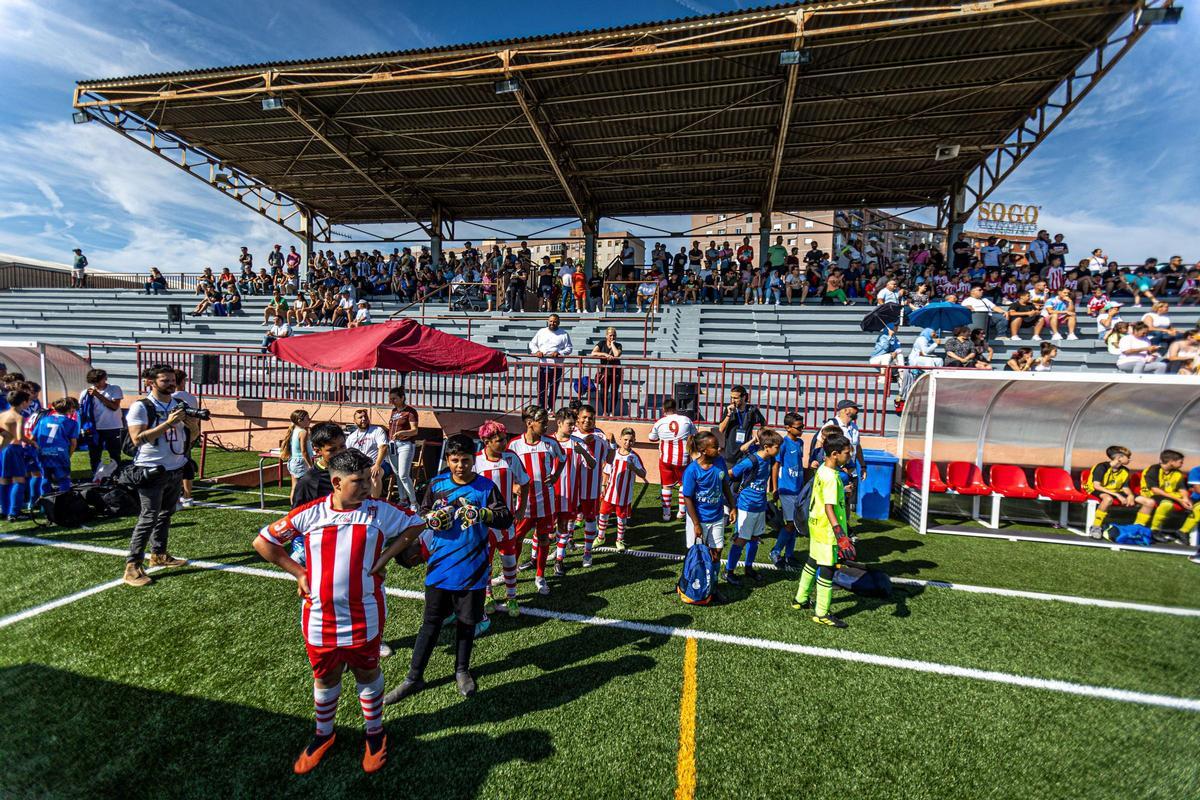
[299,206,314,280]
[583,210,599,278]
[430,207,444,267]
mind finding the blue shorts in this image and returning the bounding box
[22,446,41,474]
[40,458,71,483]
[0,445,28,480]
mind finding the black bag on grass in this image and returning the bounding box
[80,479,138,518]
[36,490,97,527]
[833,564,893,599]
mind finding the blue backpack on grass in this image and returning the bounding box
[678,542,719,605]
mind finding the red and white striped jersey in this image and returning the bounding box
[507,435,565,518]
[259,496,424,647]
[574,431,611,501]
[554,435,585,507]
[648,413,696,467]
[603,451,644,507]
[475,450,528,539]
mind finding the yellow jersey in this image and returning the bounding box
[1139,464,1185,499]
[1083,462,1129,495]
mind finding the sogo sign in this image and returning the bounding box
[976,202,1040,235]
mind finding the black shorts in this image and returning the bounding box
[422,585,484,627]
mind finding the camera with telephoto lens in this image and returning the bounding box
[181,406,211,421]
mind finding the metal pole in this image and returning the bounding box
[946,184,967,250]
[918,373,937,535]
[584,211,599,281]
[430,207,443,270]
[758,215,771,271]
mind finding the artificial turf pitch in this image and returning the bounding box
[1,480,1198,799]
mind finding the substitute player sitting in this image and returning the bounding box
[380,433,514,702]
[254,449,426,775]
[648,398,696,521]
[1136,449,1193,544]
[1082,445,1148,538]
[792,434,855,628]
[598,428,647,551]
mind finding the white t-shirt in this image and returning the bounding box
[268,322,292,338]
[80,384,124,431]
[824,417,861,457]
[346,425,388,462]
[354,308,371,323]
[126,395,189,470]
[1117,334,1155,367]
[1142,312,1170,330]
[961,297,999,313]
[877,287,903,305]
[172,389,198,409]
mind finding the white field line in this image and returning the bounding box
[2,532,1199,713]
[0,576,127,629]
[179,500,1200,618]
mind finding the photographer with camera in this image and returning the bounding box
[121,364,191,587]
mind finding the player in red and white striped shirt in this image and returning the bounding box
[648,399,697,522]
[506,405,565,595]
[572,403,611,566]
[599,427,647,551]
[551,406,597,575]
[255,449,425,775]
[475,420,529,615]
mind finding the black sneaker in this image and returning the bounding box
[786,555,805,568]
[812,614,848,629]
[553,559,565,577]
[773,556,788,570]
[744,566,764,583]
[791,597,814,611]
[456,670,477,697]
[382,677,425,705]
[722,570,741,586]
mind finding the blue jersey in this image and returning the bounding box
[731,451,773,512]
[682,457,729,524]
[777,436,805,495]
[421,472,513,591]
[33,414,77,462]
[1188,465,1200,502]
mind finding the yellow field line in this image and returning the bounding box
[674,636,698,800]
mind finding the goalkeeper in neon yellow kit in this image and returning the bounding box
[792,433,855,628]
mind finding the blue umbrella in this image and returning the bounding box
[908,302,971,334]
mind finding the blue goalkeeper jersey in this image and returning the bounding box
[421,472,513,591]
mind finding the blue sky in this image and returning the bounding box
[0,0,1195,270]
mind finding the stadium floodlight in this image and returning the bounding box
[1140,5,1183,24]
[261,97,284,111]
[779,49,812,66]
[494,78,521,94]
[71,111,89,124]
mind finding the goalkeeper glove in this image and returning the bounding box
[454,499,495,527]
[424,507,453,531]
[834,526,855,562]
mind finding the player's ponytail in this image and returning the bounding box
[279,409,308,461]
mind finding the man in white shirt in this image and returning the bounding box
[528,314,573,410]
[822,399,864,513]
[80,368,125,476]
[620,240,636,280]
[558,259,576,312]
[960,285,1007,338]
[876,278,904,306]
[346,408,390,497]
[262,314,293,353]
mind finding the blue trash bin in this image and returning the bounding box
[856,448,899,520]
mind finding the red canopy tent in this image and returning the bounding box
[268,319,508,374]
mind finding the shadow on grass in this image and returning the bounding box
[0,664,553,799]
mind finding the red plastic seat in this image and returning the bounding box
[1129,470,1142,495]
[1035,467,1089,503]
[905,459,947,493]
[988,464,1041,499]
[946,461,992,495]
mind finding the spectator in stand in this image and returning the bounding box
[346,408,390,498]
[1005,290,1039,340]
[557,259,575,313]
[637,274,659,313]
[331,289,355,327]
[620,239,636,280]
[909,328,943,367]
[876,277,904,306]
[1105,321,1130,355]
[1141,301,1178,348]
[190,286,219,316]
[1153,256,1187,297]
[79,368,124,477]
[822,270,850,305]
[71,248,87,288]
[1034,342,1058,371]
[1180,268,1200,305]
[262,314,292,354]
[587,269,604,314]
[506,264,526,313]
[1026,230,1050,275]
[238,245,253,273]
[1116,322,1166,374]
[736,237,754,271]
[1048,233,1069,269]
[268,244,285,274]
[970,329,994,368]
[907,283,931,311]
[943,326,979,368]
[1095,301,1123,341]
[537,258,555,312]
[868,324,905,385]
[262,291,288,325]
[961,284,1006,337]
[348,300,372,328]
[1004,347,1033,371]
[1164,328,1200,375]
[529,314,572,410]
[1033,288,1079,341]
[1122,264,1157,307]
[571,263,587,313]
[590,326,623,416]
[280,409,314,505]
[979,236,1002,270]
[784,263,807,305]
[1087,248,1107,275]
[144,267,167,295]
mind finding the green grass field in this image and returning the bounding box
[2,480,1199,799]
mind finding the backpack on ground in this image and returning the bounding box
[833,564,893,598]
[677,541,719,605]
[36,489,97,527]
[81,477,139,518]
[1102,523,1152,546]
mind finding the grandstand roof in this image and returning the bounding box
[73,0,1146,231]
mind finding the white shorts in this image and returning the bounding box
[734,509,765,541]
[779,494,799,526]
[685,516,726,550]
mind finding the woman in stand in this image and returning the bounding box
[590,326,624,416]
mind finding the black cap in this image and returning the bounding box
[836,399,860,411]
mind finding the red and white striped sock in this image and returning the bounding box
[500,552,518,598]
[616,516,627,543]
[597,514,610,545]
[357,674,384,734]
[555,527,570,561]
[583,520,598,554]
[660,488,671,514]
[678,494,686,516]
[314,683,341,736]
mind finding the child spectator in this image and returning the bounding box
[598,428,646,552]
[1136,449,1193,544]
[792,433,856,628]
[1082,445,1151,538]
[1033,341,1058,371]
[725,428,782,585]
[682,431,735,583]
[254,449,426,774]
